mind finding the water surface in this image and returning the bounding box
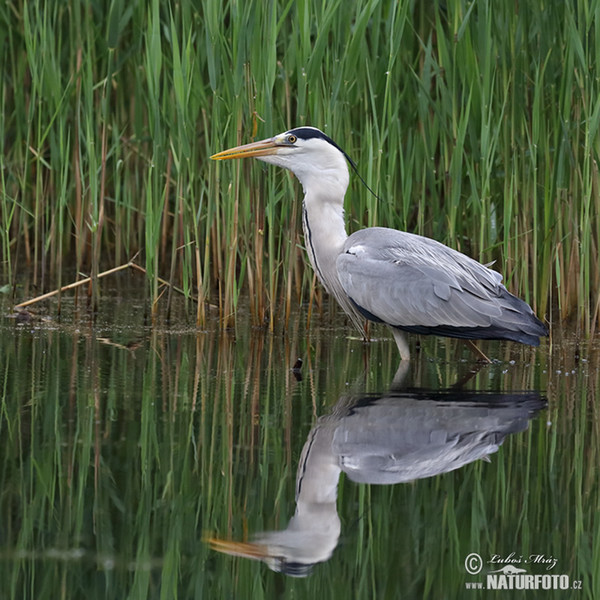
[0,288,598,598]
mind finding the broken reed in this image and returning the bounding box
[1,0,598,332]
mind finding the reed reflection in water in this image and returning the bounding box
[0,291,598,599]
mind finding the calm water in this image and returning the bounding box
[0,287,598,599]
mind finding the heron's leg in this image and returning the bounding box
[391,329,411,361]
[391,360,410,389]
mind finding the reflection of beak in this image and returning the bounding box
[206,537,269,560]
[210,138,279,161]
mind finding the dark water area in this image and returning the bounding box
[0,285,598,599]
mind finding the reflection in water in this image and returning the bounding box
[208,389,545,577]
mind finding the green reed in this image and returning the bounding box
[1,0,599,332]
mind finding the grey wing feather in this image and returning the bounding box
[337,227,509,328]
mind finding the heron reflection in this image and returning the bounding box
[207,389,545,576]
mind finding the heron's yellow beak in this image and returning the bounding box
[210,138,279,161]
[206,537,269,560]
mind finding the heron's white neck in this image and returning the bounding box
[302,190,348,291]
[269,145,364,330]
[296,165,349,289]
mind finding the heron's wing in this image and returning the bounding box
[337,227,512,329]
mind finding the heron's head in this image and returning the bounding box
[211,126,351,195]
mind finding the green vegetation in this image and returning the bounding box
[1,0,598,332]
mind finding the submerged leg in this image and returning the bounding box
[391,360,411,388]
[391,329,411,361]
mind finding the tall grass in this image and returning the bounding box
[1,1,599,332]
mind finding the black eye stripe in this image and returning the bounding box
[288,127,335,145]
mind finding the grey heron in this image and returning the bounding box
[211,127,548,359]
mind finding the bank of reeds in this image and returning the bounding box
[1,1,599,333]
